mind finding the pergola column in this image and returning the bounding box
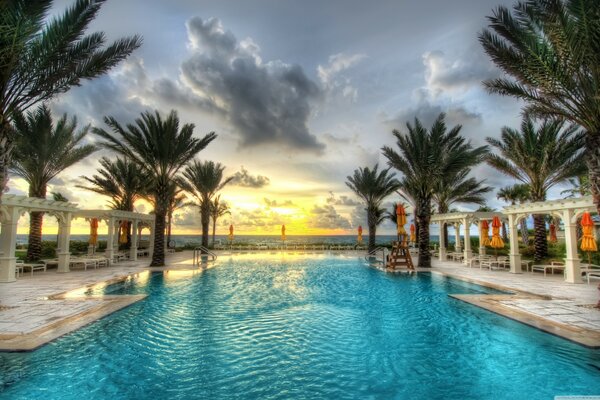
[563,209,582,283]
[479,220,487,255]
[106,218,115,262]
[439,221,447,261]
[454,222,462,252]
[56,212,72,273]
[463,217,472,263]
[508,214,522,274]
[130,219,138,261]
[0,207,20,283]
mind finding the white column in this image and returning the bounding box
[463,217,472,263]
[454,222,462,252]
[508,214,522,274]
[106,218,115,262]
[563,209,582,283]
[130,220,138,261]
[439,222,447,261]
[479,221,487,255]
[0,207,20,283]
[57,213,72,273]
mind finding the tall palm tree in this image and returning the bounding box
[497,184,531,246]
[78,157,147,211]
[434,168,491,248]
[561,175,591,198]
[0,0,141,197]
[10,104,97,260]
[181,161,233,248]
[346,164,400,252]
[383,113,488,267]
[51,192,69,202]
[166,183,187,249]
[93,109,216,266]
[486,117,585,260]
[210,195,230,246]
[479,0,600,219]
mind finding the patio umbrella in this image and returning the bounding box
[357,225,363,244]
[119,220,128,244]
[490,216,504,254]
[410,224,416,243]
[228,224,234,242]
[396,204,407,243]
[549,223,558,243]
[88,218,98,246]
[581,212,597,264]
[480,220,490,247]
[281,224,286,242]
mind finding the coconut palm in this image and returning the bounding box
[51,192,68,202]
[561,176,591,198]
[497,184,531,246]
[165,184,187,249]
[346,164,400,252]
[434,168,492,248]
[486,117,585,260]
[0,0,141,197]
[383,113,488,267]
[210,195,230,247]
[78,157,147,211]
[93,109,216,266]
[181,161,233,248]
[479,0,600,218]
[10,104,97,260]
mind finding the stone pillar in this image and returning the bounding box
[106,218,115,262]
[508,214,522,274]
[130,220,138,261]
[463,217,472,263]
[439,222,447,261]
[479,220,487,256]
[0,207,20,283]
[563,209,582,283]
[57,212,72,273]
[454,222,462,253]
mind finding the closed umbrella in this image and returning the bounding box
[490,216,504,254]
[396,204,407,243]
[549,223,557,243]
[228,224,234,243]
[410,224,416,243]
[89,218,98,247]
[119,220,128,244]
[281,224,286,242]
[480,220,490,247]
[581,212,597,264]
[357,226,363,244]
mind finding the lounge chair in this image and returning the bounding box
[20,262,47,276]
[586,272,600,284]
[531,261,565,276]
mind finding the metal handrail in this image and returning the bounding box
[193,246,217,264]
[365,247,387,264]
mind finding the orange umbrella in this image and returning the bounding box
[357,225,363,243]
[410,224,416,243]
[228,224,234,242]
[581,212,597,264]
[88,218,98,246]
[490,216,504,250]
[549,223,557,243]
[281,224,286,242]
[396,204,407,239]
[119,220,128,244]
[480,220,490,247]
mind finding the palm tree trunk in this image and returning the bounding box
[576,218,582,241]
[0,118,12,200]
[151,206,167,267]
[501,222,508,241]
[211,216,217,246]
[520,218,529,246]
[416,199,431,268]
[26,211,44,261]
[532,214,548,261]
[201,202,211,248]
[166,211,172,248]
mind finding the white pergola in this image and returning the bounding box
[0,195,155,283]
[503,196,596,283]
[430,211,507,264]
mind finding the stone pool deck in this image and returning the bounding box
[0,250,599,351]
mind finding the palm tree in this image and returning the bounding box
[479,0,600,219]
[561,176,591,198]
[166,183,187,249]
[51,192,68,202]
[346,164,400,252]
[486,117,585,260]
[78,157,147,211]
[181,161,233,248]
[434,168,491,248]
[210,195,230,247]
[497,184,531,246]
[0,0,141,197]
[10,104,97,260]
[382,113,488,267]
[93,109,216,266]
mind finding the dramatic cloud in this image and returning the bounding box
[307,204,351,229]
[229,167,270,188]
[318,53,366,102]
[180,17,324,152]
[326,192,361,206]
[264,198,295,208]
[236,208,285,228]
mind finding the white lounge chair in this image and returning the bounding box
[20,262,47,276]
[531,261,565,276]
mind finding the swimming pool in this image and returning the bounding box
[1,254,599,399]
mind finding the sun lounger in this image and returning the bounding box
[20,262,47,276]
[531,262,565,276]
[587,272,600,284]
[70,258,98,270]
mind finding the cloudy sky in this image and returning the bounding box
[9,0,573,236]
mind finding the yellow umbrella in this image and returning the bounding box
[281,224,286,242]
[357,225,363,244]
[480,220,490,247]
[396,204,407,243]
[119,220,128,244]
[410,224,416,243]
[88,218,98,246]
[228,224,234,242]
[490,216,504,251]
[581,212,597,263]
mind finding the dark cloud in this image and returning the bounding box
[326,192,361,206]
[307,204,351,229]
[229,166,270,188]
[386,97,482,131]
[180,17,324,152]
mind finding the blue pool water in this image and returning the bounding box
[1,254,599,399]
